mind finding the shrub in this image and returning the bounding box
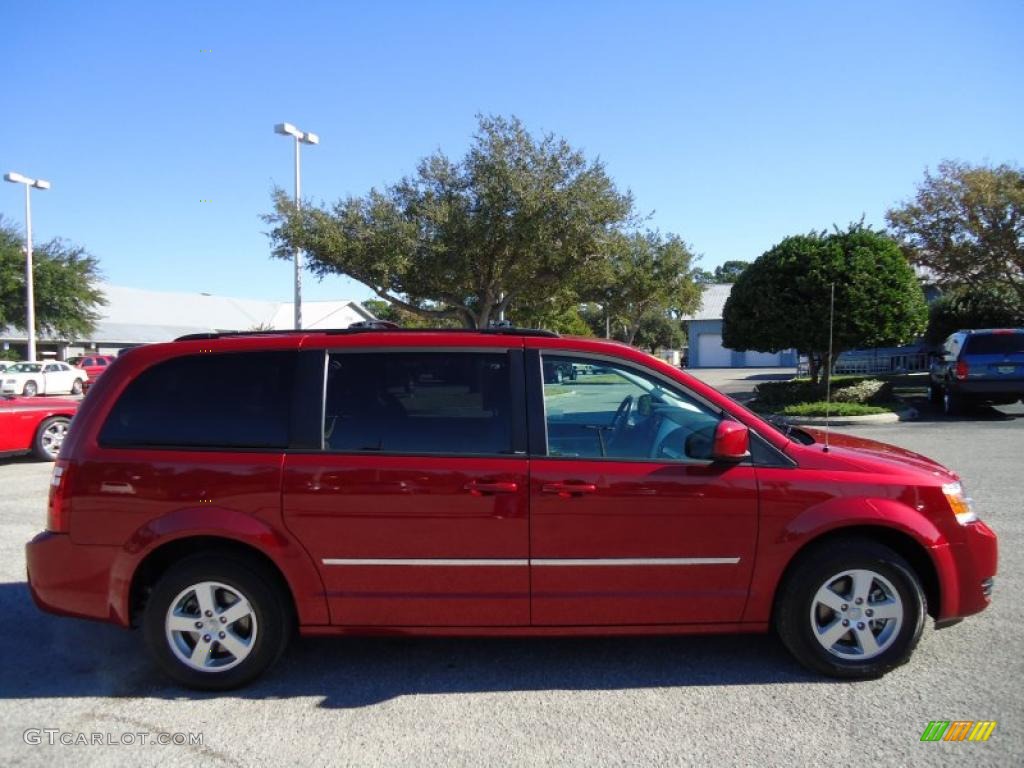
[832,379,893,404]
[754,377,894,408]
[779,402,893,417]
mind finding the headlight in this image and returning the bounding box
[943,481,978,525]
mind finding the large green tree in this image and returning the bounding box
[595,231,700,345]
[722,225,928,384]
[924,283,1024,345]
[0,217,105,340]
[886,160,1024,300]
[265,115,633,328]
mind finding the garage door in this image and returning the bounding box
[697,333,733,367]
[743,350,783,367]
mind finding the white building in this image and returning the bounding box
[1,283,376,358]
[684,283,797,368]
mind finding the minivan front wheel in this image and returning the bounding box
[775,539,925,679]
[143,555,291,690]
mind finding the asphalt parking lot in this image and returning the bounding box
[1,397,1022,766]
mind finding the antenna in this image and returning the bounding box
[823,282,835,453]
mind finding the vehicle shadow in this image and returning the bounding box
[0,582,824,708]
[904,397,1024,423]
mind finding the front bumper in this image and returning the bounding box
[25,532,123,625]
[938,520,998,621]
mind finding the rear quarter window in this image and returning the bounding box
[964,334,1024,355]
[99,351,296,449]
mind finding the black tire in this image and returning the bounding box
[775,538,926,679]
[928,383,943,408]
[142,553,292,690]
[23,380,38,397]
[70,378,84,395]
[32,416,70,460]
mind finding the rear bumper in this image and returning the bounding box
[949,380,1024,399]
[936,520,998,621]
[25,532,124,625]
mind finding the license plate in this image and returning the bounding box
[997,365,1016,374]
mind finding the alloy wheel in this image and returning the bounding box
[164,581,258,673]
[809,569,903,660]
[40,420,68,459]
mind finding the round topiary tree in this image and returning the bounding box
[722,225,928,384]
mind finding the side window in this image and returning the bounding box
[324,352,513,455]
[96,358,108,367]
[99,352,296,449]
[44,363,60,372]
[541,355,721,462]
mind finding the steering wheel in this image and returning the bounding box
[608,395,635,444]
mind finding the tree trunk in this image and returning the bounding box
[807,354,821,384]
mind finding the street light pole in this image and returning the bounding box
[274,123,319,330]
[4,172,51,361]
[24,183,34,360]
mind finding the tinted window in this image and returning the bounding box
[541,355,721,461]
[324,352,512,455]
[99,352,295,449]
[964,333,1024,355]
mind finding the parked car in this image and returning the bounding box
[543,358,577,383]
[929,328,1024,415]
[67,354,115,380]
[0,395,79,460]
[1,361,87,397]
[27,327,997,690]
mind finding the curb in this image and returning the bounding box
[774,407,918,426]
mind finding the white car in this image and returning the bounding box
[1,361,88,397]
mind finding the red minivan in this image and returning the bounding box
[26,328,997,689]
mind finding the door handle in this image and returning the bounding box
[464,480,519,496]
[541,482,598,497]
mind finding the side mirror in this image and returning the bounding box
[712,420,750,462]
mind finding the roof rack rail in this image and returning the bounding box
[174,326,560,342]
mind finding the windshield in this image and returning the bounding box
[8,363,42,373]
[964,333,1024,355]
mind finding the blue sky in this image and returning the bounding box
[2,1,1021,303]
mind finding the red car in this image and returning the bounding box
[0,395,79,460]
[26,328,997,690]
[67,354,115,382]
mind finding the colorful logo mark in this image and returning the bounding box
[920,721,997,742]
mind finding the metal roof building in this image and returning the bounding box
[1,283,376,358]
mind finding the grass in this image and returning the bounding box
[778,401,897,417]
[573,374,623,385]
[543,385,574,397]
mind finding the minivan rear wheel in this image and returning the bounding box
[142,554,291,690]
[775,538,925,679]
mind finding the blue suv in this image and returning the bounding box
[930,328,1024,415]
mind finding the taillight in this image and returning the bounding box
[47,460,73,533]
[954,360,969,380]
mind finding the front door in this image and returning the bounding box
[283,348,530,626]
[528,351,759,626]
